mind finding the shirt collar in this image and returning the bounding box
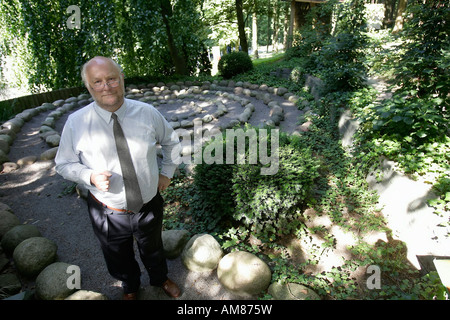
[93,99,128,124]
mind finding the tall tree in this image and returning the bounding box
[252,11,258,57]
[159,0,188,75]
[235,0,249,53]
[393,0,407,33]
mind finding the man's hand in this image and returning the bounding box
[91,171,112,192]
[158,174,171,192]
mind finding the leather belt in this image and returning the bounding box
[90,193,135,213]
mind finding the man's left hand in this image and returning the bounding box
[158,174,171,192]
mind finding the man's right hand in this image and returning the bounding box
[90,171,112,192]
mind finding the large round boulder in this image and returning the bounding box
[0,210,21,239]
[13,237,57,278]
[35,262,78,300]
[181,234,223,272]
[65,290,108,300]
[217,251,271,297]
[1,224,42,255]
[162,229,190,259]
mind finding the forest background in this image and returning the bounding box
[0,0,448,300]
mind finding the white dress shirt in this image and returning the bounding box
[55,98,181,210]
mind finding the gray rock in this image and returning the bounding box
[0,134,13,146]
[0,273,22,296]
[42,117,55,128]
[0,202,12,212]
[0,210,21,239]
[1,224,42,255]
[1,162,18,173]
[1,118,23,133]
[217,251,271,297]
[275,87,288,96]
[17,156,37,166]
[268,282,320,300]
[35,262,78,300]
[45,134,60,147]
[162,230,190,259]
[76,184,89,199]
[0,149,9,164]
[40,147,59,161]
[65,290,108,300]
[181,234,223,272]
[41,102,56,111]
[0,139,10,154]
[180,120,194,128]
[13,237,57,278]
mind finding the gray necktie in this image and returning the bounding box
[111,113,143,212]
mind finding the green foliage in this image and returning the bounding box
[218,51,253,79]
[0,0,210,92]
[232,134,320,238]
[392,1,449,102]
[189,162,235,231]
[352,1,449,179]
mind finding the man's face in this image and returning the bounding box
[85,58,125,112]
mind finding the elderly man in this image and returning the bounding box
[55,56,182,300]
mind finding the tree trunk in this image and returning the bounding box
[159,0,188,75]
[266,0,271,53]
[392,0,407,33]
[283,1,290,50]
[273,0,279,52]
[235,0,249,53]
[252,11,258,58]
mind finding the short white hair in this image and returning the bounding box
[80,56,123,85]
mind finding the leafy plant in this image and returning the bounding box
[218,51,253,79]
[232,135,320,239]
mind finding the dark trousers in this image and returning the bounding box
[87,192,168,294]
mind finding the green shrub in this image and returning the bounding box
[189,128,321,237]
[189,161,235,231]
[218,51,253,79]
[231,134,321,238]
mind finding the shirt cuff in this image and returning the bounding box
[160,164,178,179]
[80,168,94,186]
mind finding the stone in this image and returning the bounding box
[40,147,59,161]
[65,290,108,300]
[0,273,22,296]
[1,224,42,255]
[181,234,223,272]
[39,125,54,133]
[13,237,57,278]
[41,102,56,110]
[76,184,89,199]
[217,251,271,297]
[0,210,21,239]
[162,229,190,259]
[181,120,194,128]
[275,87,288,96]
[2,118,24,133]
[42,117,55,128]
[1,162,17,173]
[298,121,313,132]
[0,133,14,145]
[268,282,320,300]
[0,149,9,164]
[0,254,8,271]
[17,155,37,166]
[35,262,78,300]
[45,134,60,147]
[0,202,12,212]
